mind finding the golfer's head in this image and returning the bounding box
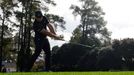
[35,11,43,22]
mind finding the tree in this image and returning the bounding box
[51,45,60,55]
[0,0,17,71]
[112,38,134,70]
[70,0,111,47]
[70,26,82,43]
[14,0,39,71]
[51,43,95,71]
[96,46,122,71]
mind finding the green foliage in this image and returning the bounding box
[0,0,18,71]
[112,38,134,70]
[96,46,122,71]
[70,26,82,43]
[52,43,116,71]
[51,45,60,55]
[70,0,111,47]
[52,38,134,71]
[51,43,94,71]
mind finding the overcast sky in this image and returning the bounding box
[47,0,134,47]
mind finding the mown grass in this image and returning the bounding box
[0,72,134,75]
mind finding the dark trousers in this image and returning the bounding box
[28,38,51,71]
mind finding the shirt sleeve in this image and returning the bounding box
[33,22,44,33]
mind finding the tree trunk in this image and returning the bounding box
[0,13,5,72]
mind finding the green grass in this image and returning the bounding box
[0,72,134,75]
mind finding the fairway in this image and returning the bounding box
[0,72,134,75]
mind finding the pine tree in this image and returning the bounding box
[70,0,111,47]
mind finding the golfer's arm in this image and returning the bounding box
[47,23,56,35]
[40,29,57,38]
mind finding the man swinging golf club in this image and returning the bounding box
[27,10,63,71]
